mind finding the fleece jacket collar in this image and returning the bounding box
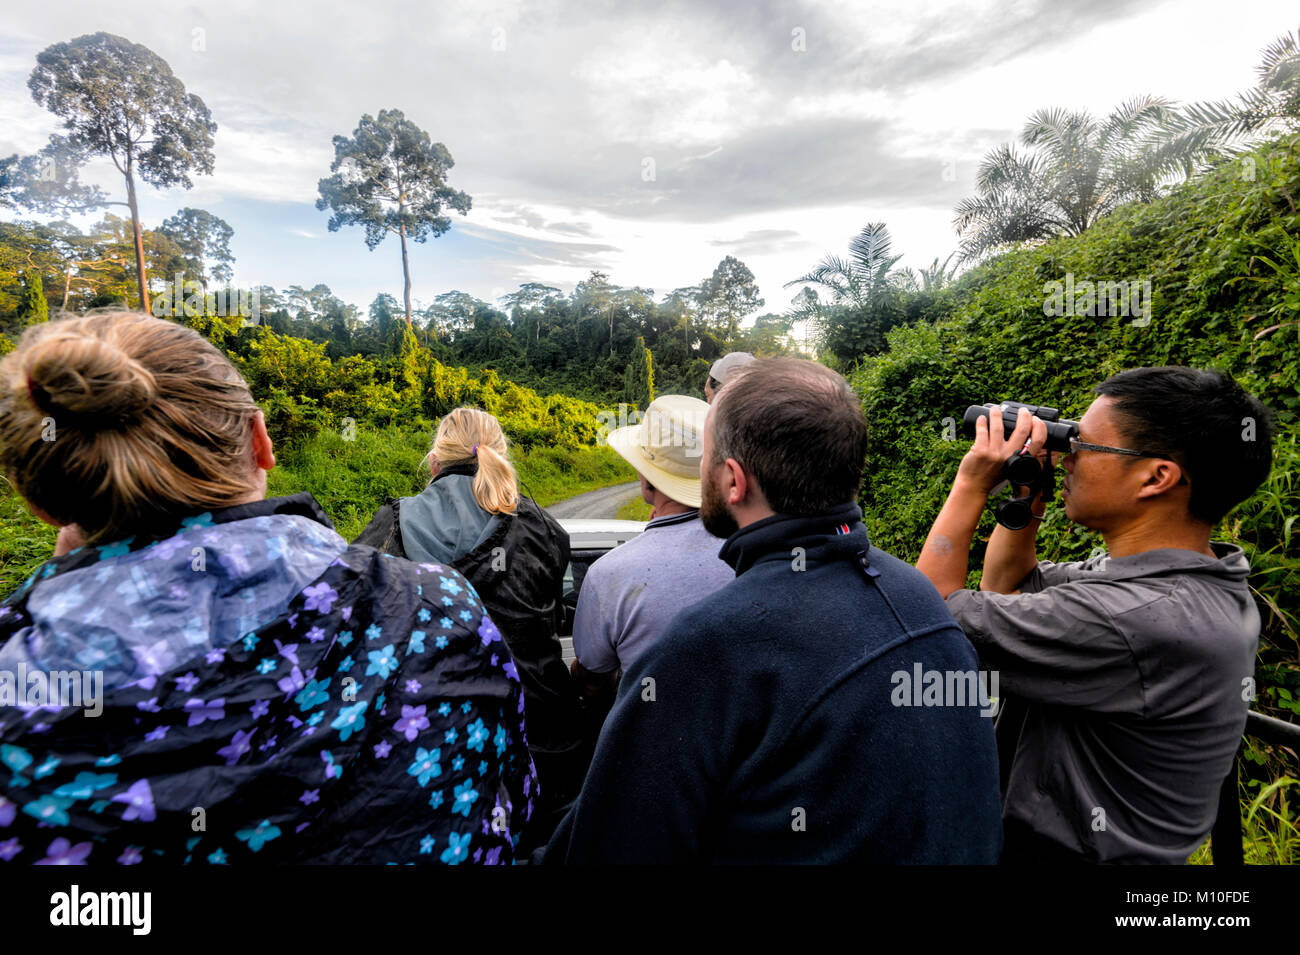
[717,501,874,577]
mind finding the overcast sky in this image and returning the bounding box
[1,0,1295,321]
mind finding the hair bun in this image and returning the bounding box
[25,333,157,424]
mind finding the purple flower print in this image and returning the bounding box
[394,705,429,742]
[35,837,92,865]
[478,616,502,647]
[218,545,251,576]
[277,666,307,696]
[217,729,254,766]
[185,697,225,726]
[112,779,156,822]
[320,750,341,780]
[149,536,185,560]
[301,582,338,614]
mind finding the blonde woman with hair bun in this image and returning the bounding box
[0,312,537,865]
[355,406,585,848]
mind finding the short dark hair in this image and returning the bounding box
[709,357,867,513]
[1094,366,1274,524]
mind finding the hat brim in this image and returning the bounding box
[606,424,704,509]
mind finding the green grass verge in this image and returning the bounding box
[267,423,638,540]
[1190,774,1300,865]
[0,486,56,596]
[615,496,654,521]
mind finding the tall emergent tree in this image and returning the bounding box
[28,33,217,311]
[698,256,764,343]
[317,109,472,325]
[160,208,235,287]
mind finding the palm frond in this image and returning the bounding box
[1258,28,1300,91]
[847,222,895,272]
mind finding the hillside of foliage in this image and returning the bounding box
[0,215,805,407]
[0,307,642,593]
[850,137,1300,841]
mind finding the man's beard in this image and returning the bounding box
[700,469,739,539]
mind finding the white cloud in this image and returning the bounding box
[1,0,1296,315]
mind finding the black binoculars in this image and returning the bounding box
[960,402,1081,530]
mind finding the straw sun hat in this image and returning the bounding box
[606,395,711,509]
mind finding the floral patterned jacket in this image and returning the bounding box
[0,494,536,864]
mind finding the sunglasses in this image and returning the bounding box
[1065,437,1188,484]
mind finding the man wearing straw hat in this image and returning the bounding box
[570,395,735,697]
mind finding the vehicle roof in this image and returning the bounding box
[558,518,647,548]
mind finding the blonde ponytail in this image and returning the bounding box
[429,407,519,515]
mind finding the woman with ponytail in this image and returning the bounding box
[355,407,585,846]
[0,313,535,865]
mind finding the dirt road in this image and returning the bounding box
[545,481,643,519]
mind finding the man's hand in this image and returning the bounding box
[919,405,1049,599]
[956,405,1048,496]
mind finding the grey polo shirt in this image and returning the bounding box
[572,509,735,675]
[945,542,1258,863]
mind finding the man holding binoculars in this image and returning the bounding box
[917,366,1274,864]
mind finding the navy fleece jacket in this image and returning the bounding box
[542,501,1004,863]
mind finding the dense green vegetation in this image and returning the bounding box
[0,424,635,595]
[0,282,643,593]
[0,231,805,406]
[264,425,635,542]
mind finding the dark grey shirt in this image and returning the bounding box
[945,542,1258,863]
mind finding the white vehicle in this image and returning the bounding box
[556,519,646,665]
